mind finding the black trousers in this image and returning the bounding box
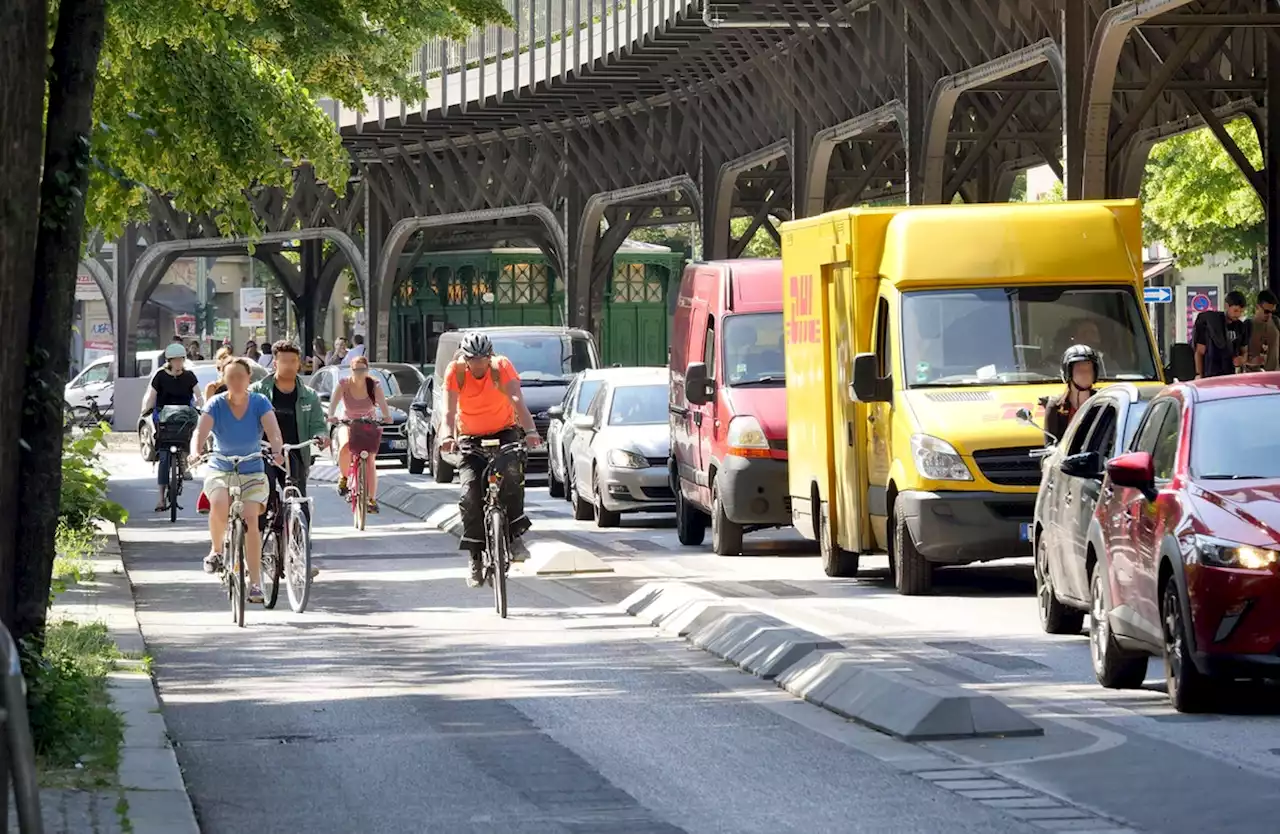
[262,449,311,530]
[458,428,530,552]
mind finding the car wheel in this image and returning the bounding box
[710,482,744,556]
[569,463,594,521]
[593,469,621,528]
[1036,535,1085,635]
[548,463,565,499]
[1090,565,1147,689]
[892,501,933,595]
[819,501,859,577]
[139,423,156,462]
[675,487,707,546]
[1162,573,1213,712]
[432,438,455,484]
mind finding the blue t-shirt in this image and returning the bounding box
[204,393,272,473]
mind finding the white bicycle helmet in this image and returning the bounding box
[460,332,494,358]
[164,343,187,361]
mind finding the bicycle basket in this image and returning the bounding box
[156,405,200,446]
[347,421,383,455]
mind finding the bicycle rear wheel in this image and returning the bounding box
[488,509,509,618]
[285,503,313,613]
[168,455,180,523]
[261,524,281,610]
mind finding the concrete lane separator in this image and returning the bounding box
[620,580,1041,742]
[99,521,201,834]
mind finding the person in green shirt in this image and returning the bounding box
[252,341,329,505]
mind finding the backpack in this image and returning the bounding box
[451,353,503,391]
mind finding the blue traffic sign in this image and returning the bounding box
[1144,286,1173,304]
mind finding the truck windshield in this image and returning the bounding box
[901,286,1158,387]
[491,335,596,385]
[723,312,784,386]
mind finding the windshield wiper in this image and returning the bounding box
[1199,474,1271,480]
[730,376,784,386]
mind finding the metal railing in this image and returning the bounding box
[327,0,689,128]
[1,624,43,833]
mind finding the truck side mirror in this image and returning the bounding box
[1165,342,1195,382]
[849,353,891,403]
[685,362,715,406]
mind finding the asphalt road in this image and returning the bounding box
[109,453,1043,834]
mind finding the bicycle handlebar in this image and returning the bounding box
[331,416,387,425]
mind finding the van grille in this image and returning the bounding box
[971,447,1041,487]
[923,391,994,403]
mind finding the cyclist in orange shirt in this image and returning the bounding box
[439,332,544,586]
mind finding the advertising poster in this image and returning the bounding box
[1185,285,1219,342]
[174,314,197,338]
[75,272,102,301]
[240,287,267,328]
[213,318,232,342]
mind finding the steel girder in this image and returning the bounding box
[114,1,1280,358]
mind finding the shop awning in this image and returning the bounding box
[145,280,216,315]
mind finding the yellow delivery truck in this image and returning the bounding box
[781,200,1166,594]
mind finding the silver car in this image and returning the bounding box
[567,368,672,528]
[548,367,648,501]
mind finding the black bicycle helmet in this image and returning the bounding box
[459,332,494,358]
[1060,343,1100,384]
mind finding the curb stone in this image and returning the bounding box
[38,522,201,834]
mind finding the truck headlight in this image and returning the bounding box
[1192,535,1279,570]
[726,415,771,458]
[607,448,648,469]
[911,434,973,481]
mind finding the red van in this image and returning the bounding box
[669,259,789,555]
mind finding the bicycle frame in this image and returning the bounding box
[337,417,382,529]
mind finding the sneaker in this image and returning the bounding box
[367,499,380,514]
[337,475,349,496]
[310,566,320,579]
[466,557,484,588]
[203,552,222,574]
[248,583,264,604]
[509,536,530,563]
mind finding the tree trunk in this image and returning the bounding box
[0,0,48,635]
[13,0,108,644]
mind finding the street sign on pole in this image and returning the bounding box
[1143,286,1173,304]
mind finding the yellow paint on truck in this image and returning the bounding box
[781,201,1165,593]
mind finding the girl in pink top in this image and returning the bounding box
[326,355,391,510]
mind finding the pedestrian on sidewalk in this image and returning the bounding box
[1246,290,1279,373]
[1194,290,1250,379]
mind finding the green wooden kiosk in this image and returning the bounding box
[388,242,685,368]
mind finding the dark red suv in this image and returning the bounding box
[1090,374,1280,712]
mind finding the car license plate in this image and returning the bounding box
[1019,522,1031,542]
[388,440,407,450]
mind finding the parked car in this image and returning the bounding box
[1089,375,1280,712]
[136,359,267,461]
[371,362,425,414]
[1030,383,1155,635]
[307,365,411,467]
[546,369,619,499]
[406,377,434,475]
[670,260,788,557]
[65,356,115,411]
[427,327,599,482]
[566,369,672,527]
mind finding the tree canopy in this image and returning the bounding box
[1140,118,1264,267]
[92,0,509,236]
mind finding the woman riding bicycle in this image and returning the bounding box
[189,357,285,603]
[142,343,201,512]
[327,354,391,512]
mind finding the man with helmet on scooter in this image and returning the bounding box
[1044,344,1099,446]
[438,332,544,587]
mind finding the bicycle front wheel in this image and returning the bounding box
[354,459,367,531]
[285,504,312,613]
[168,456,180,523]
[229,519,246,627]
[261,524,281,610]
[488,508,509,618]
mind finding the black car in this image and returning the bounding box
[307,365,411,467]
[1032,383,1156,634]
[406,377,434,476]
